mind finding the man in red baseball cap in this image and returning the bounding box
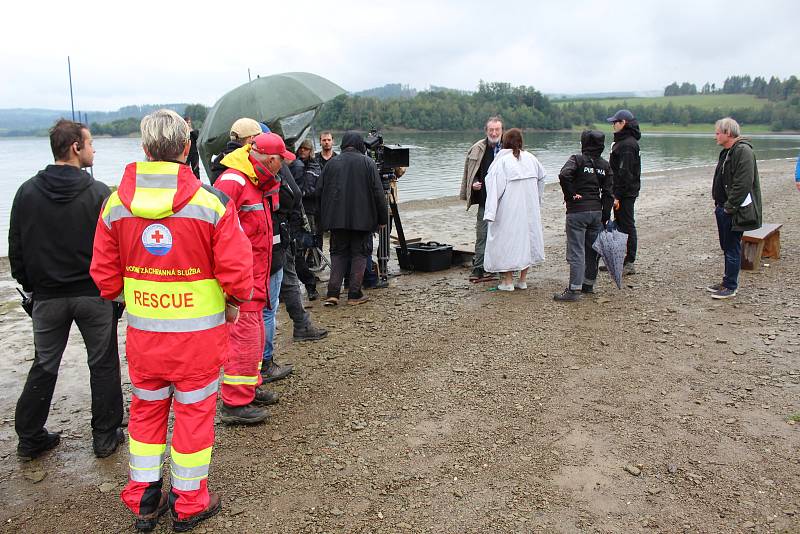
[213,132,294,425]
[251,132,296,161]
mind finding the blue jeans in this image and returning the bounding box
[262,268,284,364]
[714,206,743,290]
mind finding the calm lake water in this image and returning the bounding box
[1,131,798,255]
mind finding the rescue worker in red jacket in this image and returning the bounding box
[214,130,296,424]
[90,109,253,532]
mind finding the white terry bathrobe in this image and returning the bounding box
[483,148,546,273]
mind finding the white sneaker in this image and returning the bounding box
[497,283,514,292]
[514,281,528,290]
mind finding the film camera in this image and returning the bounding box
[364,129,410,189]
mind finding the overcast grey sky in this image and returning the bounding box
[1,0,796,111]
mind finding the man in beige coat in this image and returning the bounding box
[460,116,503,281]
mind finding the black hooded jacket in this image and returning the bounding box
[609,121,642,198]
[209,140,245,184]
[318,132,388,232]
[9,164,111,298]
[558,130,614,221]
[291,156,322,215]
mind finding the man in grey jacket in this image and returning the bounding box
[460,117,503,282]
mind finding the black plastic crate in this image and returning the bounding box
[396,241,453,272]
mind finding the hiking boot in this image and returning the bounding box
[134,491,168,532]
[554,288,583,302]
[94,427,125,458]
[622,263,636,276]
[17,431,60,461]
[711,287,737,300]
[261,360,293,383]
[293,322,328,342]
[252,386,280,406]
[347,295,370,305]
[581,284,595,294]
[172,492,222,532]
[219,404,269,425]
[306,286,319,301]
[705,283,724,293]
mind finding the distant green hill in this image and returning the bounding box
[556,94,768,110]
[555,92,800,130]
[354,83,417,99]
[0,104,190,136]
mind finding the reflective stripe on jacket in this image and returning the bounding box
[214,169,274,311]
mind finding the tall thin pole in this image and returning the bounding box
[248,68,251,82]
[68,56,75,121]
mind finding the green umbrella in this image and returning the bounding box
[198,72,345,177]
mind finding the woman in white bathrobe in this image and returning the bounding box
[483,128,546,291]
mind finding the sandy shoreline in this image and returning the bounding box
[0,159,797,533]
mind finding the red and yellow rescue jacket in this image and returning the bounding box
[213,145,280,311]
[90,161,254,380]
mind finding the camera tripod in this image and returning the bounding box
[376,179,409,281]
[307,245,330,273]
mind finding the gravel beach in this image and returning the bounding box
[0,158,798,533]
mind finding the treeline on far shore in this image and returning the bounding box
[5,74,799,138]
[316,76,800,132]
[89,104,208,137]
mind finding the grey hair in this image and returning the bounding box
[485,116,503,129]
[141,109,190,161]
[715,117,740,138]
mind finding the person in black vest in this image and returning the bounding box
[555,130,614,301]
[9,119,123,460]
[607,109,641,275]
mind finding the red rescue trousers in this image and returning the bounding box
[121,368,219,520]
[221,310,264,406]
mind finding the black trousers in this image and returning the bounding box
[15,296,122,451]
[280,248,311,330]
[293,244,316,289]
[614,196,638,264]
[327,230,371,299]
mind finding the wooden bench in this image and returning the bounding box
[741,223,782,270]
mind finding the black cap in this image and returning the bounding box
[606,109,635,123]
